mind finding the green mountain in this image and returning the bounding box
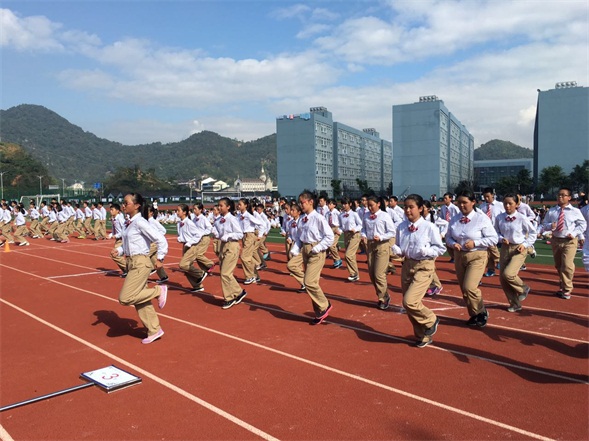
[474,139,533,160]
[0,142,55,198]
[0,104,276,185]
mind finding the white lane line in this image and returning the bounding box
[0,296,557,441]
[0,298,278,441]
[47,270,113,279]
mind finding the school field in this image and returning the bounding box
[1,232,588,441]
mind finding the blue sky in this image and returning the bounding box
[2,0,588,148]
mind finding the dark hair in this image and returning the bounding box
[128,193,149,220]
[219,197,235,212]
[443,192,453,199]
[239,198,254,215]
[456,190,478,209]
[422,199,436,223]
[502,193,520,204]
[389,195,398,202]
[367,195,386,212]
[558,187,572,196]
[482,187,495,195]
[290,203,302,213]
[111,203,121,211]
[341,196,352,206]
[178,204,190,216]
[298,190,317,209]
[193,202,204,211]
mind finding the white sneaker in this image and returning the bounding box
[19,242,30,246]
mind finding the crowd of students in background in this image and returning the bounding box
[1,187,587,347]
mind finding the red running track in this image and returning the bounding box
[1,237,587,440]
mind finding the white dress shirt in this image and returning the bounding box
[340,209,363,233]
[446,209,498,251]
[361,209,396,241]
[292,209,334,255]
[117,213,168,260]
[541,204,586,239]
[213,212,244,242]
[392,217,446,260]
[494,212,537,248]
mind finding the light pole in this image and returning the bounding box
[37,175,43,196]
[0,171,7,200]
[61,178,66,197]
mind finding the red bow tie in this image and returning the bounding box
[220,218,226,224]
[408,224,418,232]
[291,221,297,228]
[343,213,349,218]
[302,216,309,223]
[240,215,244,220]
[124,219,131,226]
[369,214,377,220]
[180,221,184,227]
[506,216,516,222]
[460,217,470,224]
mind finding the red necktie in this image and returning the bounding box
[445,208,450,222]
[486,204,492,219]
[556,208,565,231]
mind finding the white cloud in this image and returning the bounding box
[270,4,312,20]
[0,8,63,51]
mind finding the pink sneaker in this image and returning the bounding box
[158,285,168,309]
[142,328,164,344]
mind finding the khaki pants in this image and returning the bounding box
[54,222,68,241]
[149,242,168,280]
[241,232,258,279]
[429,265,442,289]
[499,244,527,308]
[402,259,437,342]
[367,240,390,302]
[179,243,207,289]
[487,245,500,272]
[118,254,163,337]
[301,243,329,313]
[284,238,292,261]
[455,250,488,317]
[111,239,128,273]
[1,222,14,242]
[13,225,29,243]
[219,241,242,300]
[39,217,49,233]
[287,252,304,287]
[83,217,93,235]
[29,219,43,237]
[344,231,361,277]
[47,221,58,236]
[551,237,578,293]
[327,227,340,261]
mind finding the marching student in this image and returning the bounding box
[212,197,246,309]
[46,203,59,238]
[516,194,538,265]
[422,200,444,296]
[362,195,396,310]
[286,203,305,291]
[254,203,272,267]
[339,197,363,281]
[0,202,15,243]
[581,202,589,272]
[72,203,86,238]
[13,203,30,246]
[111,193,169,344]
[494,194,536,312]
[446,190,498,328]
[237,198,264,285]
[541,187,587,299]
[81,201,93,238]
[386,196,404,275]
[326,199,343,269]
[290,190,334,325]
[176,204,211,292]
[210,204,221,257]
[480,187,505,277]
[279,202,293,260]
[91,203,104,240]
[356,194,370,255]
[98,202,108,239]
[53,203,69,243]
[39,201,51,234]
[28,201,43,239]
[439,192,460,262]
[109,203,128,277]
[192,203,215,271]
[147,206,170,283]
[392,194,446,348]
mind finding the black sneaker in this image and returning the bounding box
[157,276,169,284]
[297,285,306,293]
[120,272,128,278]
[466,315,478,326]
[234,290,247,305]
[378,295,390,310]
[255,276,261,283]
[311,303,332,325]
[195,272,208,285]
[222,298,237,309]
[191,286,205,293]
[424,317,440,336]
[476,311,488,328]
[415,339,432,348]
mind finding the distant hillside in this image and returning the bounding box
[474,139,533,160]
[0,142,54,196]
[0,104,276,185]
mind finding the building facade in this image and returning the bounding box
[277,107,391,198]
[392,96,474,199]
[534,82,589,187]
[474,158,533,188]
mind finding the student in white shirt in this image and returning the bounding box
[0,202,15,243]
[439,192,460,262]
[148,206,170,283]
[362,195,396,310]
[480,188,505,277]
[392,194,446,348]
[110,193,168,344]
[28,201,43,239]
[290,191,334,325]
[13,203,30,246]
[177,204,212,292]
[279,202,293,260]
[253,203,272,269]
[109,203,128,276]
[494,194,536,312]
[326,199,343,269]
[286,203,305,291]
[422,200,443,296]
[82,201,93,238]
[339,197,363,282]
[541,187,587,299]
[53,204,70,243]
[446,190,498,328]
[237,198,264,285]
[580,202,589,272]
[213,198,246,309]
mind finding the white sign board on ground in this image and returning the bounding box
[80,365,141,393]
